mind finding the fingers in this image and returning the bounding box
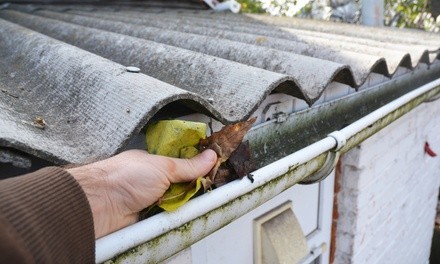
[165,149,217,183]
[104,149,217,183]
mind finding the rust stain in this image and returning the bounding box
[330,156,343,264]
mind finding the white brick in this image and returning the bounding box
[335,99,440,264]
[335,209,358,233]
[334,250,352,263]
[335,231,355,255]
[339,164,362,190]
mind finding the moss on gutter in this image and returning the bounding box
[250,64,440,168]
[341,85,440,154]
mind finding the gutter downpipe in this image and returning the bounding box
[96,78,440,263]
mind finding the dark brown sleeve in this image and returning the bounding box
[0,167,95,264]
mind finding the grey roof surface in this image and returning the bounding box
[0,5,439,164]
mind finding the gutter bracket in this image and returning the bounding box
[299,131,346,184]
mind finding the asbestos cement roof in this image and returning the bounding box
[0,3,439,164]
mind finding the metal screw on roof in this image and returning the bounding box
[126,66,140,73]
[208,98,214,103]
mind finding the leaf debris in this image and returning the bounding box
[32,117,46,130]
[142,118,256,215]
[199,117,256,190]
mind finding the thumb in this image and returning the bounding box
[167,149,217,183]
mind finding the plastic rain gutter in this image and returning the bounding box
[96,78,440,263]
[338,78,440,152]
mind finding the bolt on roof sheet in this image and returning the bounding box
[0,4,439,164]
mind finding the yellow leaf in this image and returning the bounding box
[146,120,206,211]
[146,120,206,157]
[158,177,203,211]
[179,146,199,159]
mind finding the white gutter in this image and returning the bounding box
[96,78,440,263]
[96,137,336,262]
[339,78,440,140]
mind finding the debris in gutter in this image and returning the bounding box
[199,117,256,190]
[143,118,256,213]
[145,120,206,212]
[212,140,256,187]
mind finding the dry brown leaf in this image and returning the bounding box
[212,141,256,187]
[228,141,255,178]
[199,117,256,190]
[213,166,233,188]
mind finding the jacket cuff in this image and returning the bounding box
[0,166,95,263]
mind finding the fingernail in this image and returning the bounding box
[200,149,217,163]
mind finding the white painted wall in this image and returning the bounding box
[162,170,335,264]
[334,100,440,263]
[190,172,334,264]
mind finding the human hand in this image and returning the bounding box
[67,149,217,238]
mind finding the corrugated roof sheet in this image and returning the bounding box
[0,4,439,164]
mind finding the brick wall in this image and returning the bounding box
[334,100,440,264]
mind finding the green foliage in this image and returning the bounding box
[253,0,312,17]
[238,0,439,32]
[385,0,439,32]
[237,0,265,13]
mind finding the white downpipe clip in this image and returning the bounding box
[300,131,346,184]
[328,131,347,151]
